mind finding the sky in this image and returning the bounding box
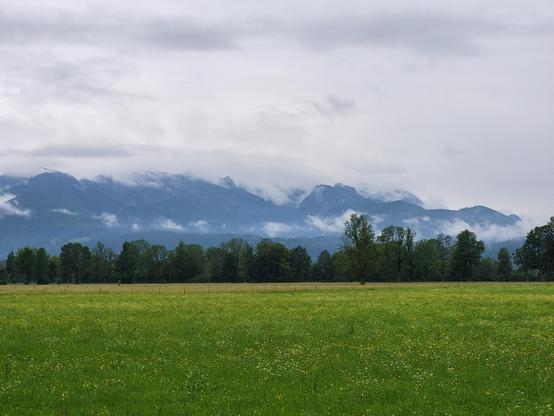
[0,0,553,224]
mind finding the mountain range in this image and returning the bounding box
[0,171,523,257]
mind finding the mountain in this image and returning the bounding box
[0,171,523,257]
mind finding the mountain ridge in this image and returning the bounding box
[0,171,523,257]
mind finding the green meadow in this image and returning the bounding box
[1,283,553,415]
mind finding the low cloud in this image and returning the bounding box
[262,222,297,237]
[0,193,31,218]
[94,212,119,227]
[51,207,78,216]
[306,209,358,234]
[437,219,531,242]
[157,218,185,232]
[5,144,131,159]
[189,220,209,233]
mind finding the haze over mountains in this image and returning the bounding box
[0,171,524,257]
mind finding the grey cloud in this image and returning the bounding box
[144,19,238,50]
[0,9,543,56]
[4,144,131,159]
[311,95,358,118]
[296,14,504,54]
[0,12,238,51]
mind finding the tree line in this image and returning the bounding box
[1,215,552,284]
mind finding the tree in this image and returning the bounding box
[5,252,15,283]
[168,243,205,282]
[450,230,485,280]
[221,239,253,282]
[475,258,496,280]
[254,240,290,282]
[515,218,554,281]
[14,247,35,284]
[377,225,406,282]
[342,213,375,285]
[312,250,334,281]
[436,234,453,281]
[34,248,49,284]
[413,239,441,281]
[60,243,92,284]
[48,256,59,283]
[496,248,513,279]
[289,246,312,281]
[206,247,225,282]
[90,243,116,283]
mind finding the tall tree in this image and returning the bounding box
[342,213,375,285]
[254,240,290,282]
[60,243,92,284]
[377,226,406,282]
[515,218,554,281]
[496,247,513,279]
[289,246,312,281]
[436,234,453,281]
[413,239,441,281]
[450,230,485,280]
[14,247,35,284]
[34,248,49,284]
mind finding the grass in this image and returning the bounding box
[0,283,553,415]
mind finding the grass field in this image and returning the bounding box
[1,283,553,415]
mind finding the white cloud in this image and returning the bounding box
[189,220,209,233]
[437,219,531,242]
[262,222,296,237]
[51,207,78,216]
[306,209,358,234]
[94,212,119,227]
[157,218,184,232]
[0,194,31,218]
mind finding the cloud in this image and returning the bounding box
[295,13,507,55]
[189,220,209,233]
[311,95,358,118]
[0,0,552,225]
[262,222,296,237]
[0,12,238,52]
[4,144,131,159]
[437,219,531,242]
[306,209,358,234]
[51,207,78,216]
[94,212,119,227]
[157,218,185,232]
[0,193,31,218]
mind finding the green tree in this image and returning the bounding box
[91,243,117,283]
[254,240,290,282]
[312,250,334,281]
[60,243,92,284]
[413,239,441,280]
[34,248,49,284]
[496,248,513,279]
[289,246,312,281]
[206,247,225,282]
[377,226,406,282]
[5,252,15,283]
[437,234,453,281]
[515,218,554,281]
[169,243,206,282]
[451,230,485,280]
[48,256,59,283]
[14,247,35,284]
[342,213,375,285]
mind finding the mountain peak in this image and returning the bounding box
[221,176,237,189]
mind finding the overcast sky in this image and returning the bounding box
[0,0,552,223]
